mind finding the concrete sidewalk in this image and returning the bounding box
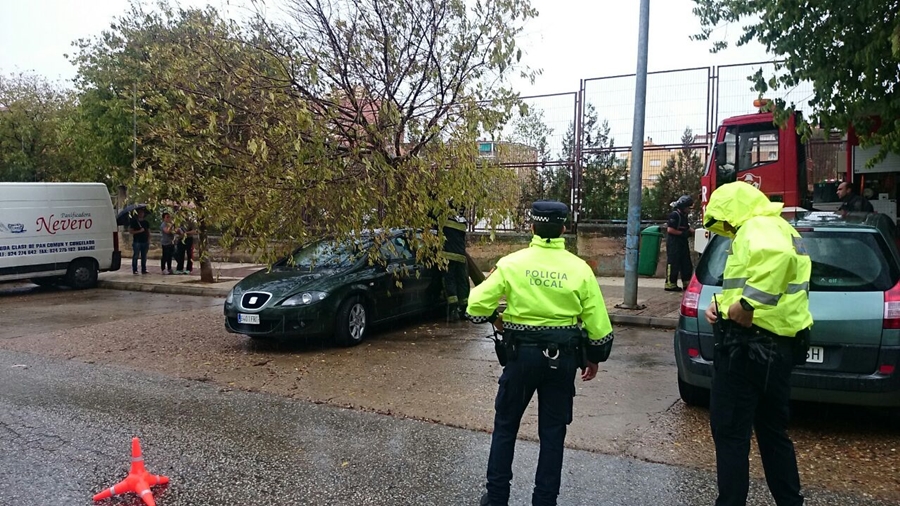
[98,262,683,328]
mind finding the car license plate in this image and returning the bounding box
[238,313,260,325]
[806,346,824,364]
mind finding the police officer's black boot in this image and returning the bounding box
[448,303,460,323]
[457,306,468,322]
[479,492,492,506]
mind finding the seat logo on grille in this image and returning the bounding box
[241,292,271,310]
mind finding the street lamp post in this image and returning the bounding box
[620,0,650,309]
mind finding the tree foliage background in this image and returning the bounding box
[0,73,78,182]
[642,127,704,220]
[692,0,900,160]
[576,105,629,220]
[54,0,539,278]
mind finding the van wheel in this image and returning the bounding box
[678,376,710,407]
[334,296,367,347]
[66,259,98,289]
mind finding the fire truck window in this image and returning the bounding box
[738,129,778,170]
[717,130,737,185]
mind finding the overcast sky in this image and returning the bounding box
[1,0,782,146]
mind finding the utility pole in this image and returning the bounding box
[132,82,137,169]
[620,0,650,309]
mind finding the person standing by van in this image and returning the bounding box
[160,212,176,275]
[129,208,150,275]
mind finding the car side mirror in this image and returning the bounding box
[715,143,727,167]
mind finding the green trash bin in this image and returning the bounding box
[638,225,664,276]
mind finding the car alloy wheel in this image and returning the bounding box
[335,296,367,347]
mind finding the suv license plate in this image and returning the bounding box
[238,313,260,325]
[806,346,824,363]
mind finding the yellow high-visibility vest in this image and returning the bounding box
[466,235,613,342]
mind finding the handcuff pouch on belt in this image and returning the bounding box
[490,329,516,366]
[543,343,561,369]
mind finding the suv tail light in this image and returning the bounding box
[113,232,119,252]
[884,280,900,329]
[680,275,702,318]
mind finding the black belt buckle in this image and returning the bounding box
[543,343,560,370]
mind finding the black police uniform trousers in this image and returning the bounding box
[443,258,469,309]
[486,342,577,506]
[666,238,693,288]
[710,331,803,506]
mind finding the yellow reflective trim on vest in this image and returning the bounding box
[742,285,782,306]
[440,251,467,263]
[722,277,748,290]
[787,282,808,294]
[443,220,467,231]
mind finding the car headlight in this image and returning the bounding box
[226,288,235,305]
[281,291,328,307]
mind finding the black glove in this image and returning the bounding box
[792,328,811,366]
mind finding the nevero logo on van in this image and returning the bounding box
[35,212,93,235]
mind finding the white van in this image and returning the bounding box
[0,183,121,288]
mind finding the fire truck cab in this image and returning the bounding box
[696,102,900,252]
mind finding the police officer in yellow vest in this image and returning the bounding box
[466,200,614,506]
[703,182,812,506]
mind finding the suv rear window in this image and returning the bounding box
[697,230,900,292]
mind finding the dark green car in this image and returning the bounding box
[224,230,444,346]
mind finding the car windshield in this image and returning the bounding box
[697,229,900,292]
[278,239,367,270]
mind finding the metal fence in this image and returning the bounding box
[475,61,823,231]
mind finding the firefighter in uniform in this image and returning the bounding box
[703,182,813,506]
[466,200,614,506]
[665,195,695,292]
[440,208,469,322]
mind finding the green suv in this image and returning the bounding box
[675,212,900,407]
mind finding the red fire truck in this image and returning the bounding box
[696,100,900,251]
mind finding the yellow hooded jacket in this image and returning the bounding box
[704,182,813,337]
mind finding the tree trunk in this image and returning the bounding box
[466,251,485,286]
[198,220,215,283]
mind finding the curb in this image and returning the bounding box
[609,313,678,329]
[97,280,230,298]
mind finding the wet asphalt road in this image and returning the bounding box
[0,349,892,506]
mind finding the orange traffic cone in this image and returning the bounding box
[93,437,169,506]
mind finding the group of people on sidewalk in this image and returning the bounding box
[127,208,197,275]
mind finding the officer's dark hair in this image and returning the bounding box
[533,222,564,239]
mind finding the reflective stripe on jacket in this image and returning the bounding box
[440,217,467,263]
[466,235,613,342]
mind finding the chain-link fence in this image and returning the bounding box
[471,61,823,231]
